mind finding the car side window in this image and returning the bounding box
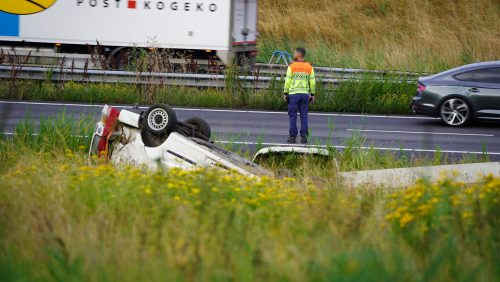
[454,71,474,81]
[471,68,500,83]
[454,68,500,83]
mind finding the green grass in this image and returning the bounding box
[2,115,488,174]
[0,119,499,282]
[0,77,416,114]
[257,37,393,70]
[257,1,500,72]
[256,37,480,73]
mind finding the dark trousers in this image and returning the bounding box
[287,94,309,138]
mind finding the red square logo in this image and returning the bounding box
[128,1,136,9]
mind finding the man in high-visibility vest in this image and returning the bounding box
[283,47,316,144]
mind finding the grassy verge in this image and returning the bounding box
[256,36,489,73]
[0,120,499,281]
[257,1,500,72]
[0,77,416,114]
[3,116,489,174]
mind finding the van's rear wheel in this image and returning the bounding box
[185,117,211,139]
[142,104,177,137]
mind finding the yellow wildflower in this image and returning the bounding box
[464,188,474,195]
[399,213,414,228]
[429,198,439,205]
[416,204,431,216]
[462,211,473,220]
[419,223,429,234]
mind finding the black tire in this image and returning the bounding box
[142,104,177,137]
[108,47,127,70]
[141,130,167,147]
[185,117,211,139]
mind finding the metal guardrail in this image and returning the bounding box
[1,48,430,80]
[255,63,429,80]
[0,65,421,89]
[0,65,277,89]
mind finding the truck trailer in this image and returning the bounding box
[0,0,258,67]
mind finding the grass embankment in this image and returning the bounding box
[5,115,489,174]
[258,0,500,72]
[0,121,499,281]
[1,77,416,114]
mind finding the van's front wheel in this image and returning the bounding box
[142,104,177,137]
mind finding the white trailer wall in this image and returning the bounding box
[3,0,232,50]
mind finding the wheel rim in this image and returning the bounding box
[441,98,469,126]
[147,108,169,131]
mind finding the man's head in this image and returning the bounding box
[294,47,306,61]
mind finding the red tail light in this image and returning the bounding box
[417,83,426,92]
[97,106,120,159]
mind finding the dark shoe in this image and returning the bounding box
[287,137,296,144]
[300,136,308,144]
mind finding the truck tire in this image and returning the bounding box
[185,117,211,139]
[142,104,177,137]
[108,47,128,70]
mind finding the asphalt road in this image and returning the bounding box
[1,100,499,159]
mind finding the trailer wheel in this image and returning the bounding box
[142,104,177,137]
[185,117,211,139]
[108,47,127,70]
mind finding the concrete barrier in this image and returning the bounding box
[340,162,500,188]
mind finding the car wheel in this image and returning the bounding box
[439,97,471,126]
[142,104,177,137]
[184,117,211,139]
[141,130,167,147]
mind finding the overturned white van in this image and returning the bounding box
[89,104,272,177]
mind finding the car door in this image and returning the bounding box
[454,67,500,119]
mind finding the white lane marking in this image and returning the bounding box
[347,129,494,137]
[216,140,500,155]
[2,132,498,155]
[1,132,89,138]
[0,100,438,120]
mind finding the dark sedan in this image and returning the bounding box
[411,61,500,126]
